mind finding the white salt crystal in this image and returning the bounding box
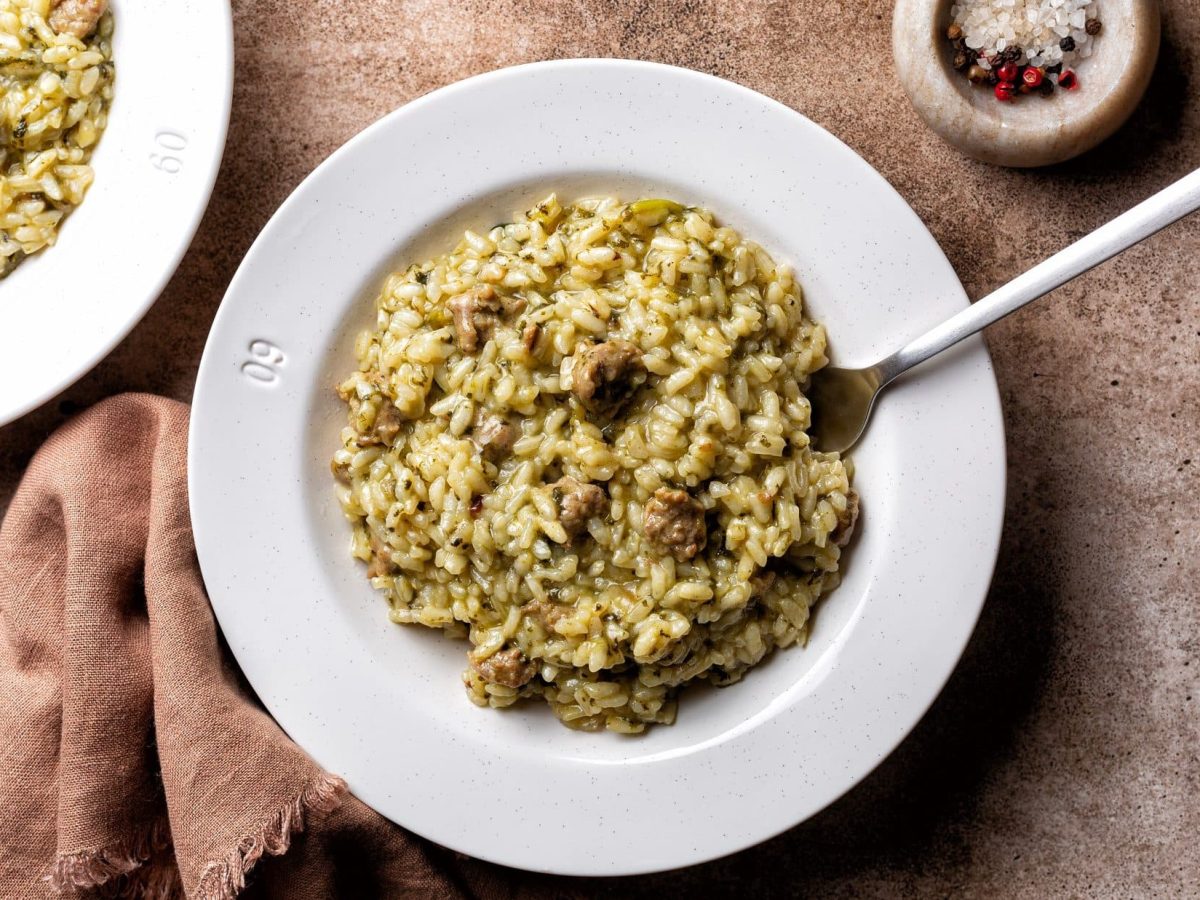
[950,0,1100,73]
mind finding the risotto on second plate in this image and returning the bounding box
[0,0,114,277]
[333,194,858,733]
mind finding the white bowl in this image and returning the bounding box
[189,59,1006,876]
[0,0,232,425]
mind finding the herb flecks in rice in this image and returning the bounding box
[0,0,113,276]
[333,195,858,733]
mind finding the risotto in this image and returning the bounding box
[0,0,113,277]
[333,195,859,733]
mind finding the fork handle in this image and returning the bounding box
[878,167,1200,384]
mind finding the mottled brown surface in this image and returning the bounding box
[2,1,1197,895]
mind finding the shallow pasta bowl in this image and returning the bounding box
[189,59,1005,875]
[0,0,232,425]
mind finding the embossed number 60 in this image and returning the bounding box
[150,130,188,174]
[241,340,286,385]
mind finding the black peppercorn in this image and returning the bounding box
[1002,45,1022,62]
[1085,18,1101,35]
[953,51,970,70]
[1039,78,1055,96]
[1060,36,1076,52]
[986,69,999,85]
[1046,62,1063,74]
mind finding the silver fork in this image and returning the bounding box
[808,167,1200,454]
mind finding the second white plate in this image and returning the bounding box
[0,0,232,425]
[190,60,1005,875]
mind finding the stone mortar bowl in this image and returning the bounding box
[893,0,1160,167]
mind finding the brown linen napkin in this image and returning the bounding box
[0,394,570,900]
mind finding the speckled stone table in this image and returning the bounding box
[2,1,1197,895]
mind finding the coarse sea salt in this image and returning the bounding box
[950,0,1100,68]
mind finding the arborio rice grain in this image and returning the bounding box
[333,195,859,733]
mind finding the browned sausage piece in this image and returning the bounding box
[500,294,527,317]
[571,340,645,416]
[522,321,541,353]
[831,489,859,548]
[549,476,607,537]
[472,411,516,460]
[522,598,568,629]
[48,0,107,39]
[356,401,403,447]
[643,487,707,561]
[366,535,398,578]
[344,372,405,447]
[473,647,536,688]
[447,285,501,353]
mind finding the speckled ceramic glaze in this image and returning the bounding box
[189,59,1006,875]
[0,0,232,425]
[894,0,1160,167]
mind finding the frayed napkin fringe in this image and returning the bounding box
[194,771,347,900]
[45,771,346,900]
[47,816,181,898]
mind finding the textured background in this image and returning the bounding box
[2,1,1198,895]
